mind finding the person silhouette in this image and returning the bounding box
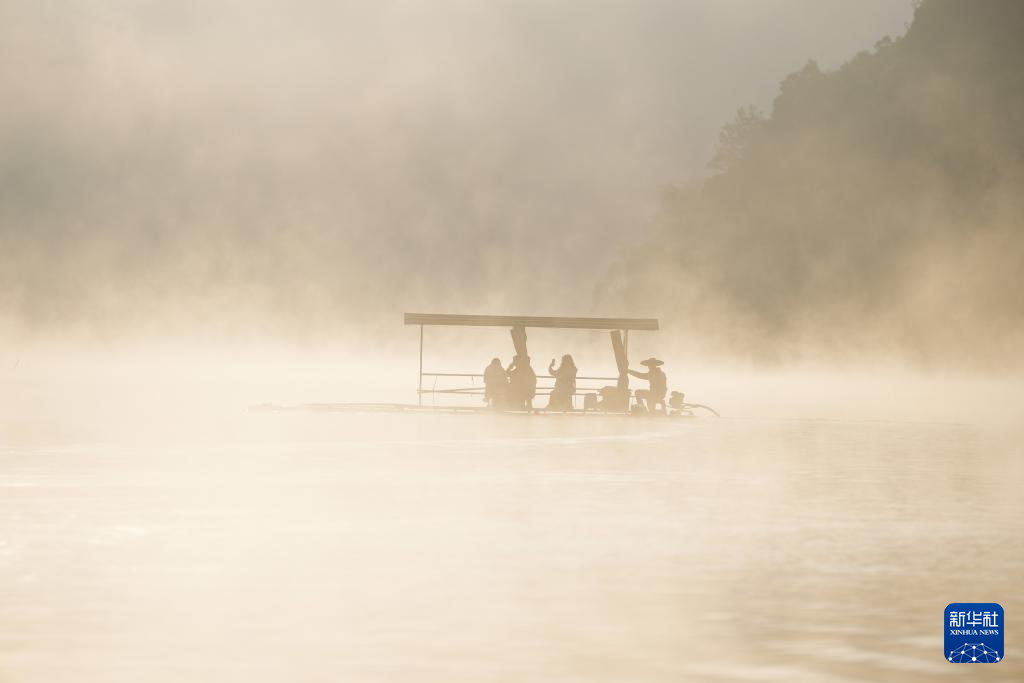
[506,355,537,411]
[546,354,577,411]
[628,357,668,413]
[483,357,508,408]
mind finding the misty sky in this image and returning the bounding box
[0,1,914,335]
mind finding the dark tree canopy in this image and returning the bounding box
[602,0,1024,366]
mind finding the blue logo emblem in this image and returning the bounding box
[945,603,1003,663]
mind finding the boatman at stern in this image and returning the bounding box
[628,357,668,414]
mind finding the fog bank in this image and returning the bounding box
[1,1,911,342]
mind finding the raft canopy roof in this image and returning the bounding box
[403,313,659,331]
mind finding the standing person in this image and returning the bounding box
[506,355,537,411]
[483,358,508,408]
[628,357,668,413]
[546,354,577,411]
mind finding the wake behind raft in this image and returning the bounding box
[252,314,718,418]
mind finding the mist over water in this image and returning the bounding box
[3,1,1024,681]
[0,0,914,339]
[4,338,1022,449]
[2,409,1022,682]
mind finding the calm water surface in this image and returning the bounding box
[1,413,1021,682]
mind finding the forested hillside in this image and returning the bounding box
[604,0,1024,366]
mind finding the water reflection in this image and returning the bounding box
[0,414,1021,681]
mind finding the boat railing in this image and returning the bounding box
[417,371,623,409]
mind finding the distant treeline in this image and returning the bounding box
[602,0,1024,367]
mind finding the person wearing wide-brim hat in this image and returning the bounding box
[628,357,668,413]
